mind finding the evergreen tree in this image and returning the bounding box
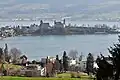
[32,60,37,64]
[4,43,9,62]
[0,48,3,59]
[96,36,120,80]
[86,53,94,75]
[108,36,120,80]
[0,48,4,63]
[96,54,114,80]
[63,51,68,72]
[55,55,60,72]
[20,55,27,66]
[59,60,63,72]
[46,56,49,64]
[56,55,59,61]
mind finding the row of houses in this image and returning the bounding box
[0,26,15,38]
[21,20,119,36]
[17,56,89,77]
[0,19,119,37]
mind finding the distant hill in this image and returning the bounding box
[1,0,120,21]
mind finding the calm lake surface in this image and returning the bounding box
[0,21,120,60]
[0,34,119,60]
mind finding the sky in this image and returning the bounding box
[1,0,120,20]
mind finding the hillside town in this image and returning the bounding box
[0,19,120,39]
[0,43,97,78]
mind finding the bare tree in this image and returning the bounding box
[69,49,78,60]
[9,48,22,64]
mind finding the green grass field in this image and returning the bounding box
[0,76,93,80]
[0,72,94,80]
[0,73,93,80]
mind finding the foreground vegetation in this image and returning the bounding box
[0,64,22,70]
[0,76,93,80]
[0,73,93,80]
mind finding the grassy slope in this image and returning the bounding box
[0,64,93,80]
[0,76,92,80]
[0,73,93,80]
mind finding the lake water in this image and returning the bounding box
[0,21,120,60]
[0,34,119,60]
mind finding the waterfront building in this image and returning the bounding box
[29,24,39,33]
[0,26,15,37]
[54,21,64,28]
[41,23,50,30]
[21,26,30,34]
[52,20,66,34]
[4,29,15,37]
[39,20,51,35]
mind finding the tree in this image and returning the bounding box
[10,48,22,64]
[55,55,60,72]
[96,54,113,80]
[20,55,27,60]
[20,55,27,66]
[86,53,94,75]
[69,50,78,60]
[32,60,37,64]
[56,55,59,61]
[63,51,68,72]
[95,36,120,80]
[59,60,63,72]
[46,56,50,64]
[4,43,9,62]
[0,48,4,63]
[108,37,120,80]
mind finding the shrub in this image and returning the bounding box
[58,75,62,78]
[77,73,81,78]
[71,72,76,78]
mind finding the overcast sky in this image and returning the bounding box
[0,0,120,19]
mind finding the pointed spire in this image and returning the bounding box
[63,19,66,24]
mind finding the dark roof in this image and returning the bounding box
[55,22,63,25]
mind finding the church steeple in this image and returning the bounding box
[40,20,43,25]
[63,19,65,25]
